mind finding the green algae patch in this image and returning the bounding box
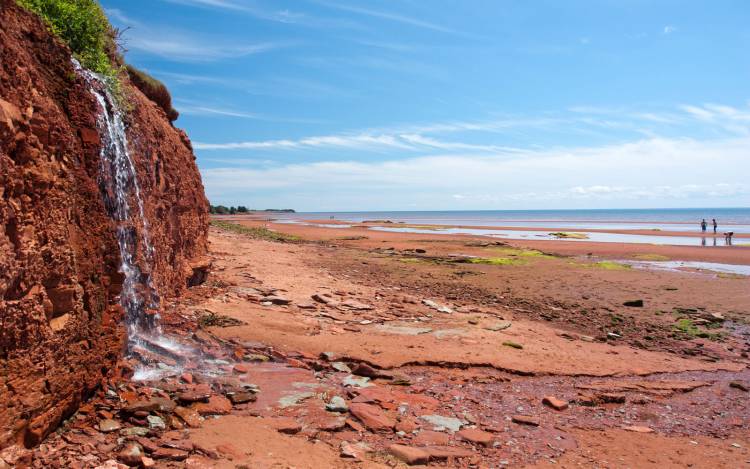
[634,254,671,261]
[591,261,632,271]
[570,260,632,271]
[717,272,748,280]
[490,247,554,259]
[398,257,424,264]
[550,232,589,239]
[672,318,723,340]
[459,257,525,266]
[210,219,300,243]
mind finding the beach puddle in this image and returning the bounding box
[627,260,750,277]
[368,226,737,247]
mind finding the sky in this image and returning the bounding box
[102,0,750,211]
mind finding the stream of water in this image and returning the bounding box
[75,61,162,351]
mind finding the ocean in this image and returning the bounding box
[275,208,750,234]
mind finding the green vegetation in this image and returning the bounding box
[672,318,722,340]
[569,260,632,271]
[210,219,299,243]
[634,253,671,261]
[717,272,748,279]
[209,205,250,215]
[16,0,119,77]
[549,232,589,239]
[490,247,554,259]
[461,257,524,266]
[502,340,524,349]
[588,261,632,271]
[126,65,178,121]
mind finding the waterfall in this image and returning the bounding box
[75,61,215,381]
[74,61,161,347]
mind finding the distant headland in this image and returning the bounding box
[209,205,295,214]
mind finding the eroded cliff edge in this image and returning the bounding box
[0,0,209,448]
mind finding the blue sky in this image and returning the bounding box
[103,0,750,211]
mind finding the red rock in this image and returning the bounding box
[160,438,194,452]
[388,444,430,465]
[395,417,419,433]
[215,443,241,459]
[542,396,569,411]
[152,447,189,461]
[512,415,540,426]
[423,446,473,460]
[457,428,494,446]
[178,391,211,404]
[174,407,202,428]
[349,403,396,432]
[412,430,450,446]
[345,418,365,433]
[339,441,362,460]
[265,417,302,434]
[118,442,144,466]
[192,396,232,416]
[135,437,160,453]
[286,358,310,369]
[180,373,194,384]
[623,425,654,433]
[233,363,251,374]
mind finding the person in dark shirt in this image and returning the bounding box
[701,219,707,233]
[712,218,717,234]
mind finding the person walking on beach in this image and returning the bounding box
[712,218,718,234]
[701,219,707,233]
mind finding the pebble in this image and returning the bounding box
[97,419,122,433]
[326,396,349,413]
[542,396,569,411]
[511,415,540,426]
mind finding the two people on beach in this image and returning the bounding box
[702,218,733,245]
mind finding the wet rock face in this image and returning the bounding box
[0,1,208,449]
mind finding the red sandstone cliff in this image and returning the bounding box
[0,0,209,448]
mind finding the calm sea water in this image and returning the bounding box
[277,208,750,233]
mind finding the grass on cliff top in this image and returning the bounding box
[210,219,300,243]
[126,65,179,122]
[16,0,118,77]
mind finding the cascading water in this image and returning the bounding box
[75,61,220,381]
[75,61,160,344]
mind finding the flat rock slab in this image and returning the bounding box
[484,321,512,331]
[457,428,494,446]
[512,415,540,426]
[264,417,302,434]
[349,403,395,431]
[388,444,429,465]
[422,299,454,314]
[375,325,433,336]
[420,414,464,432]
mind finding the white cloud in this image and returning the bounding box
[315,1,458,35]
[126,35,282,61]
[663,25,677,34]
[200,136,750,210]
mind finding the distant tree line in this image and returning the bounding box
[209,205,296,214]
[209,205,249,215]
